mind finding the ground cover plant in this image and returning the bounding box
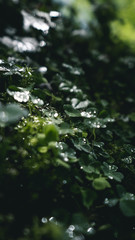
[0,0,135,239]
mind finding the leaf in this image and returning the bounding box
[55,159,70,169]
[92,177,111,190]
[128,112,135,122]
[120,193,135,217]
[104,198,119,207]
[71,98,90,109]
[101,162,124,182]
[44,124,59,143]
[81,165,100,174]
[31,96,44,106]
[7,88,30,103]
[38,146,48,153]
[59,122,74,135]
[72,138,91,153]
[81,189,97,209]
[64,105,81,117]
[0,103,28,127]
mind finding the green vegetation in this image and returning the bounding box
[0,0,135,239]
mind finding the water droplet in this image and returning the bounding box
[108,165,118,171]
[64,157,69,162]
[0,59,4,64]
[69,225,75,231]
[87,227,96,235]
[108,175,113,180]
[63,180,67,184]
[41,217,47,223]
[54,112,58,118]
[66,225,75,238]
[81,111,94,118]
[22,10,50,33]
[49,217,56,223]
[31,97,44,106]
[50,11,60,18]
[122,156,132,164]
[39,40,46,47]
[38,66,47,74]
[104,198,109,205]
[83,138,86,143]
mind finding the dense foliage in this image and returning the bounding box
[0,0,135,239]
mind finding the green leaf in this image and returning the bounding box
[59,122,74,135]
[55,159,70,169]
[0,103,28,127]
[44,124,59,143]
[81,189,97,209]
[120,193,135,217]
[128,112,135,122]
[92,177,111,190]
[38,146,48,153]
[71,98,90,109]
[82,165,100,174]
[64,105,81,117]
[101,162,124,182]
[72,138,91,153]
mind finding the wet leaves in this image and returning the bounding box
[92,177,111,190]
[0,102,28,127]
[0,1,135,240]
[120,193,135,217]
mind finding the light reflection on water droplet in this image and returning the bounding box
[66,225,75,238]
[49,217,57,223]
[81,111,94,118]
[54,112,58,118]
[69,225,75,231]
[63,180,67,184]
[31,97,44,106]
[122,156,132,164]
[22,10,50,33]
[14,91,29,102]
[38,66,47,74]
[0,59,4,64]
[87,227,96,235]
[41,217,47,223]
[104,198,109,205]
[125,193,135,200]
[64,157,69,162]
[39,40,46,47]
[109,176,113,180]
[50,11,60,18]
